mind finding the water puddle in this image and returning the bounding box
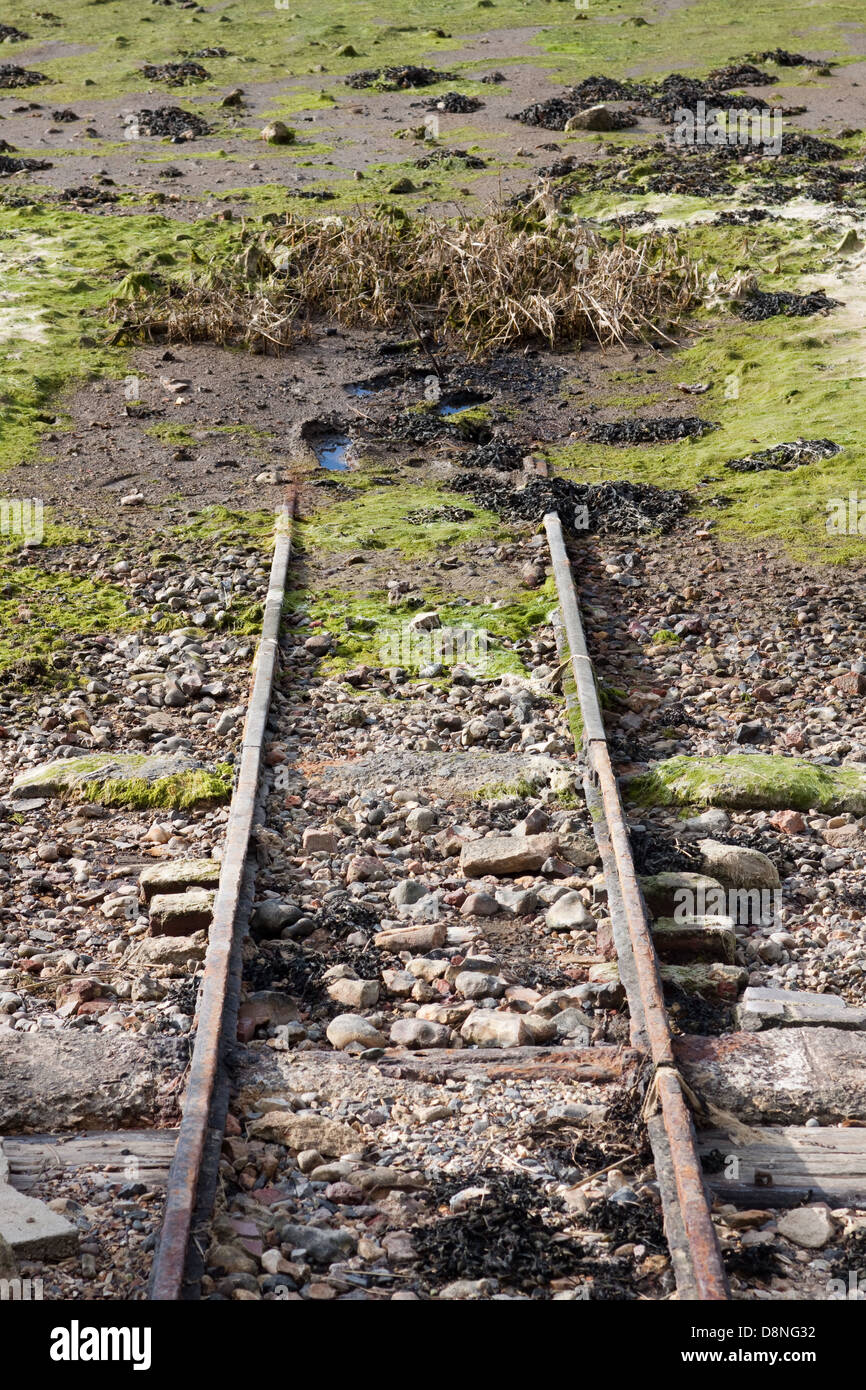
[435,389,488,417]
[311,432,352,471]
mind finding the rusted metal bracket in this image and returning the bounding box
[544,509,729,1302]
[149,492,295,1301]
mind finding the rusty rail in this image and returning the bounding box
[149,492,295,1301]
[544,508,729,1302]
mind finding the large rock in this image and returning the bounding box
[325,1014,387,1051]
[246,1111,358,1156]
[460,1011,528,1048]
[327,977,379,1010]
[627,755,866,816]
[139,858,220,903]
[389,1019,450,1049]
[776,1205,837,1250]
[545,891,592,931]
[260,120,295,144]
[125,931,208,974]
[564,103,623,132]
[459,833,559,878]
[148,889,215,937]
[697,839,780,890]
[374,923,445,954]
[10,753,223,805]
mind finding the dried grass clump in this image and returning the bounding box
[109,193,701,356]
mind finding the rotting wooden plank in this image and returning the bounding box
[5,1130,177,1191]
[369,1044,641,1083]
[676,1028,866,1125]
[698,1126,866,1208]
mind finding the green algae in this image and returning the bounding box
[297,483,507,555]
[0,565,135,681]
[82,764,234,810]
[627,753,866,815]
[285,577,557,680]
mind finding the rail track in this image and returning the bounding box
[5,479,866,1306]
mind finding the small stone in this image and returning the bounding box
[389,1018,450,1048]
[389,879,428,907]
[698,839,780,891]
[455,971,505,999]
[296,1149,324,1174]
[302,827,338,853]
[545,890,591,931]
[460,1010,528,1048]
[261,120,295,144]
[776,1205,837,1250]
[460,892,499,917]
[374,923,446,953]
[325,1014,387,1051]
[327,977,379,1010]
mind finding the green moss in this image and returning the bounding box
[82,764,234,810]
[550,224,866,564]
[444,403,494,439]
[296,484,506,555]
[173,505,275,550]
[2,0,864,107]
[0,565,135,680]
[627,754,866,815]
[652,630,681,646]
[286,578,556,680]
[472,775,540,802]
[0,202,242,473]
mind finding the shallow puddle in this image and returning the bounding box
[311,433,352,471]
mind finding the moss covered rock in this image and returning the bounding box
[626,754,866,816]
[11,754,233,809]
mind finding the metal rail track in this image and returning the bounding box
[149,492,295,1301]
[544,509,730,1301]
[146,486,730,1301]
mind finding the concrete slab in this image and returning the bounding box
[0,1144,79,1260]
[736,985,866,1032]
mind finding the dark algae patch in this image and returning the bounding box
[724,439,842,473]
[583,417,717,445]
[346,66,456,91]
[451,475,690,535]
[412,1173,589,1296]
[737,289,841,321]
